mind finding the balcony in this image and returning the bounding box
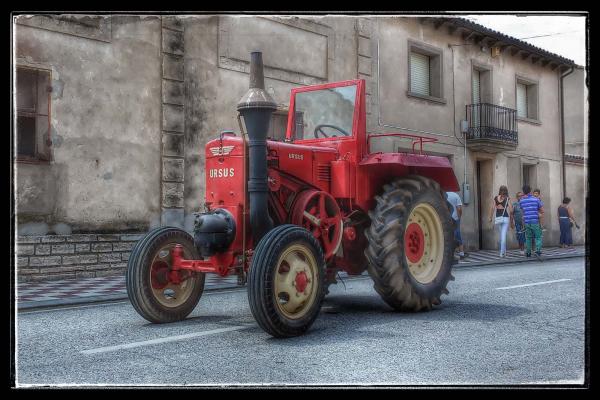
[465,103,518,153]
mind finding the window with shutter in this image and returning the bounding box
[15,66,52,162]
[410,52,430,97]
[516,82,527,118]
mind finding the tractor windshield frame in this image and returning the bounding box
[285,80,362,144]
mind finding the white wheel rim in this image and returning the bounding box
[404,203,444,284]
[273,243,319,319]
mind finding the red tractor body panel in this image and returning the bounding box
[283,78,459,213]
[267,140,338,193]
[356,152,459,211]
[191,78,459,276]
[130,52,458,334]
[204,135,247,263]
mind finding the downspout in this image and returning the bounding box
[449,44,468,200]
[560,65,575,199]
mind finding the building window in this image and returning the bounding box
[15,66,52,161]
[410,52,431,96]
[516,77,539,122]
[523,164,536,188]
[408,41,444,103]
[472,63,492,104]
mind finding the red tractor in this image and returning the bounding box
[126,52,459,337]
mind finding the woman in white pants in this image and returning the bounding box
[489,185,513,257]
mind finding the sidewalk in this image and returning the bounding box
[16,245,584,310]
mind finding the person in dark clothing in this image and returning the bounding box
[558,197,579,248]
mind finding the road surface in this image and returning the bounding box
[16,257,586,386]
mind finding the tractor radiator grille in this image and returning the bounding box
[317,164,331,182]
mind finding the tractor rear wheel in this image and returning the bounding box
[126,227,205,323]
[365,176,455,311]
[247,225,326,338]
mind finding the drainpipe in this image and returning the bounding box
[449,44,468,202]
[560,65,575,199]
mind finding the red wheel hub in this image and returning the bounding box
[295,271,308,293]
[150,261,170,289]
[404,223,425,263]
[343,226,357,241]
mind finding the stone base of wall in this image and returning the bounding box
[16,233,145,282]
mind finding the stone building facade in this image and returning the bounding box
[562,66,587,245]
[13,15,585,281]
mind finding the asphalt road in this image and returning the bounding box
[16,257,586,386]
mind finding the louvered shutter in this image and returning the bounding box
[516,83,527,118]
[472,70,481,104]
[472,70,481,127]
[410,52,430,96]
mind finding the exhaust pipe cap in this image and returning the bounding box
[237,52,277,111]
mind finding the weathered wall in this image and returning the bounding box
[16,233,142,282]
[565,163,586,245]
[14,15,575,254]
[15,15,163,234]
[564,67,587,156]
[562,66,587,245]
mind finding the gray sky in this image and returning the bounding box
[463,14,587,66]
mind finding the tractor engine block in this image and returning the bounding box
[193,209,236,257]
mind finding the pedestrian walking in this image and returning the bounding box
[519,185,545,260]
[511,191,526,255]
[446,191,467,260]
[558,197,579,248]
[489,185,513,257]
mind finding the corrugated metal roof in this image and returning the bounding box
[442,17,577,67]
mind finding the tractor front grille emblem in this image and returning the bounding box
[209,145,235,156]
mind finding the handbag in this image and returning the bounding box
[494,196,508,224]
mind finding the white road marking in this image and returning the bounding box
[81,325,253,355]
[495,278,572,290]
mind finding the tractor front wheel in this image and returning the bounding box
[247,225,326,337]
[365,176,455,311]
[126,227,205,323]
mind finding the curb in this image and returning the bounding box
[18,253,584,311]
[17,284,241,312]
[18,293,130,311]
[452,252,584,268]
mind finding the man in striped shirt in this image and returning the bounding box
[519,185,545,260]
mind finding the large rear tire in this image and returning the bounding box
[126,227,205,323]
[365,176,455,311]
[247,225,326,338]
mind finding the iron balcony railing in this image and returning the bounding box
[466,103,518,145]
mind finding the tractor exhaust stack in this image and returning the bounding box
[237,52,277,243]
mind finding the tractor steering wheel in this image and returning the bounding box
[313,124,351,139]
